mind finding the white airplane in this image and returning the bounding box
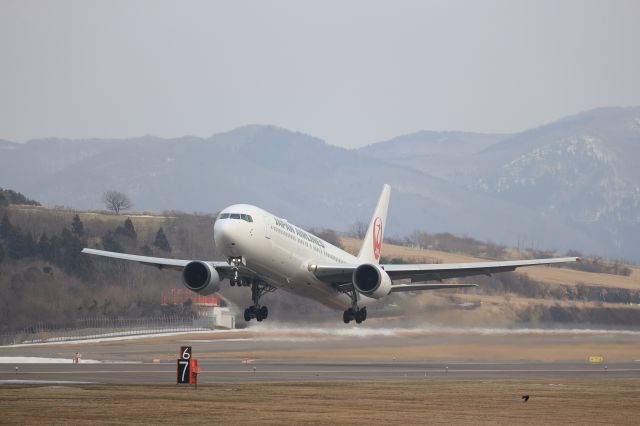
[83,185,578,324]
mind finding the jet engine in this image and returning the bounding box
[352,263,392,299]
[182,261,221,296]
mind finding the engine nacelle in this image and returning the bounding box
[352,263,392,299]
[182,261,221,296]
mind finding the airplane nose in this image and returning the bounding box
[214,219,240,252]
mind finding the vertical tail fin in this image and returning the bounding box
[357,184,391,263]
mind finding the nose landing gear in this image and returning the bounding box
[228,257,243,286]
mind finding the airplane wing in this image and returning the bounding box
[310,256,579,288]
[382,257,579,282]
[81,248,231,272]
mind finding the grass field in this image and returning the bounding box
[1,379,639,425]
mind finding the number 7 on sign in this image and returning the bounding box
[177,360,191,384]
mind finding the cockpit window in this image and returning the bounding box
[219,212,253,222]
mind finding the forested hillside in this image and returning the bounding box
[0,194,337,335]
[0,187,40,207]
[1,188,638,335]
[0,200,220,334]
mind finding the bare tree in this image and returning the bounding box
[350,220,368,240]
[102,191,133,215]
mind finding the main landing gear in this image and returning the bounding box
[341,285,368,324]
[343,307,367,324]
[243,282,274,322]
[244,305,269,322]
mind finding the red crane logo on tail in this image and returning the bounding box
[372,217,382,260]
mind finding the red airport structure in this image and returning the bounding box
[161,288,222,307]
[162,288,235,329]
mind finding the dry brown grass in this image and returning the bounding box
[6,204,173,240]
[340,237,640,290]
[1,379,638,425]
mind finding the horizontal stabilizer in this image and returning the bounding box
[390,283,478,293]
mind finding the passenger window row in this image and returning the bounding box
[218,213,253,222]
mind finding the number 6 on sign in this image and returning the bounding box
[180,346,192,360]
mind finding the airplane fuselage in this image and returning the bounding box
[214,204,376,310]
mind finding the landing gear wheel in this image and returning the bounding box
[343,308,355,324]
[360,307,367,321]
[260,306,268,320]
[355,308,366,324]
[244,308,252,322]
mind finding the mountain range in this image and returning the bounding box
[1,106,639,261]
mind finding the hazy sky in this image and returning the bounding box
[1,0,639,148]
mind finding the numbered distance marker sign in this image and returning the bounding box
[177,346,192,384]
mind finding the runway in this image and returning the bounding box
[1,325,639,383]
[1,359,638,384]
